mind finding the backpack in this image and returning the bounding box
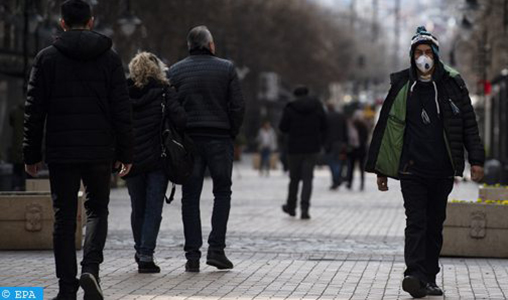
[160,87,194,203]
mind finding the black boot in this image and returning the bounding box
[138,261,161,273]
[301,211,311,220]
[80,273,103,300]
[51,294,77,300]
[426,282,444,296]
[185,260,200,272]
[53,279,79,300]
[282,204,295,217]
[206,251,233,270]
[402,275,427,298]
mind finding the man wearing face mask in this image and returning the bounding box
[366,26,485,298]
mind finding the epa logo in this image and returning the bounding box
[1,289,39,299]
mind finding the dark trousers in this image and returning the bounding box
[181,137,234,260]
[48,163,111,291]
[126,169,168,259]
[286,153,317,212]
[400,175,454,284]
[346,148,366,189]
[259,147,272,174]
[327,153,344,187]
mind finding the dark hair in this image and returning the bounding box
[61,0,92,28]
[293,86,309,97]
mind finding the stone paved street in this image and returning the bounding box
[1,156,508,299]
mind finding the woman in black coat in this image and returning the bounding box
[125,52,186,273]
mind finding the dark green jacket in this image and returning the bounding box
[365,62,485,179]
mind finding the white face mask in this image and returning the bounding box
[415,55,434,73]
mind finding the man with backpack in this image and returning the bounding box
[169,25,245,272]
[23,1,133,299]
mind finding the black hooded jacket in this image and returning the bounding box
[125,79,186,178]
[279,96,327,154]
[23,30,133,165]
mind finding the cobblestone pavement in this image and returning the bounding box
[1,156,508,299]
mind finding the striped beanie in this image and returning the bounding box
[410,26,440,57]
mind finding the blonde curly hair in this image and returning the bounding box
[128,51,169,88]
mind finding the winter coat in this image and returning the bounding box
[324,110,348,154]
[23,30,133,165]
[168,48,245,138]
[124,78,186,178]
[279,96,327,155]
[365,61,485,179]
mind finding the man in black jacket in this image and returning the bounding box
[169,25,245,272]
[366,26,484,298]
[324,103,348,190]
[279,87,327,220]
[23,1,133,299]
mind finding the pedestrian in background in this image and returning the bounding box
[279,86,327,220]
[124,52,186,273]
[324,102,348,190]
[9,103,26,190]
[23,1,133,299]
[366,26,485,298]
[169,25,245,272]
[345,110,369,191]
[257,121,277,176]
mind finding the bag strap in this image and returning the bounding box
[159,88,177,205]
[164,183,176,204]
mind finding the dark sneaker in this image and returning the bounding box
[185,260,200,272]
[206,251,234,270]
[402,276,427,298]
[80,273,104,300]
[138,261,161,273]
[301,211,311,220]
[426,282,444,296]
[282,204,295,217]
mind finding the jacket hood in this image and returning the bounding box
[288,96,322,114]
[53,30,112,61]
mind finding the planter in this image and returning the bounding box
[479,185,508,201]
[0,192,83,250]
[25,179,51,192]
[442,201,508,258]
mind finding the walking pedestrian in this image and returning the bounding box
[324,103,348,190]
[257,121,277,176]
[168,25,245,272]
[366,26,485,298]
[23,1,133,299]
[345,110,369,191]
[279,86,327,220]
[124,52,186,273]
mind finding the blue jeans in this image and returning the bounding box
[328,154,344,187]
[126,169,168,260]
[260,147,272,173]
[181,137,234,260]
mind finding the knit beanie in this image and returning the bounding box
[410,26,440,58]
